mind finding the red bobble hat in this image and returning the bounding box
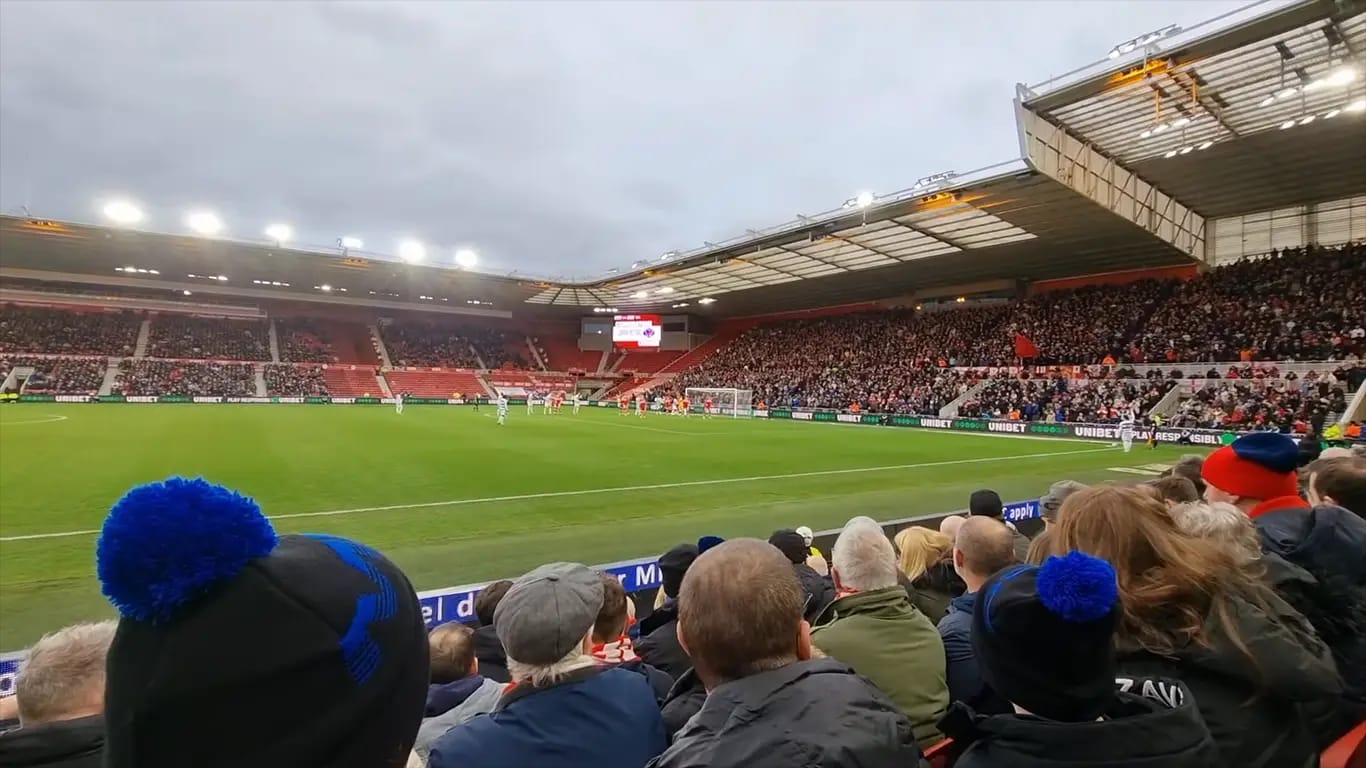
[1201,432,1300,501]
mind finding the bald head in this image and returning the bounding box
[678,539,809,687]
[939,514,965,541]
[953,516,1018,590]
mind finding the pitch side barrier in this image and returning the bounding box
[0,496,1045,696]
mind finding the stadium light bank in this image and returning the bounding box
[1107,24,1181,60]
[185,211,224,236]
[101,200,144,226]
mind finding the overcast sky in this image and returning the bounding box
[0,0,1251,278]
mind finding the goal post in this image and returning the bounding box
[685,387,753,418]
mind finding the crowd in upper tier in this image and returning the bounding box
[111,359,256,397]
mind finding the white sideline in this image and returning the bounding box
[0,446,1113,542]
[0,414,69,426]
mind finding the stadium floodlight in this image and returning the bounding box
[1280,119,1297,129]
[1107,24,1180,59]
[398,239,426,262]
[102,200,144,225]
[185,211,223,236]
[1346,98,1366,113]
[319,284,333,292]
[1299,115,1316,125]
[655,286,675,294]
[697,297,716,305]
[265,224,293,243]
[339,235,364,250]
[182,289,192,296]
[631,290,649,299]
[660,251,678,261]
[1198,140,1214,150]
[854,191,875,208]
[453,248,478,268]
[1258,95,1277,107]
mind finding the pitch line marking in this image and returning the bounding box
[0,446,1110,542]
[0,414,69,426]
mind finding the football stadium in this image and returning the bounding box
[2,1,1366,766]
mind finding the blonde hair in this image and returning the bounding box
[894,526,952,581]
[507,640,597,688]
[17,621,116,725]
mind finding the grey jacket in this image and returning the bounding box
[412,677,504,760]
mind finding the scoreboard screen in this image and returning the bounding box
[612,314,662,348]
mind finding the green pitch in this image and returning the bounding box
[0,404,1195,648]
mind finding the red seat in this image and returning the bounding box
[923,737,954,768]
[1322,720,1366,768]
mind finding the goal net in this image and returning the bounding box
[685,387,753,418]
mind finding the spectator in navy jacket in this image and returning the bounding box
[938,516,1017,714]
[428,562,666,768]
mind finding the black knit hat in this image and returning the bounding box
[972,551,1120,722]
[97,477,429,768]
[768,529,808,564]
[658,543,699,598]
[969,489,1004,518]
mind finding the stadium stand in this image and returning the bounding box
[383,369,487,399]
[0,305,140,356]
[322,366,383,397]
[535,335,604,372]
[617,350,688,376]
[0,355,106,395]
[275,318,375,364]
[146,314,270,361]
[112,359,256,397]
[959,375,1176,422]
[381,321,526,370]
[264,364,328,397]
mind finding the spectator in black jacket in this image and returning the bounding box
[1053,484,1342,768]
[0,622,115,768]
[647,539,921,768]
[968,489,1030,561]
[943,552,1220,768]
[1203,432,1366,713]
[471,581,513,684]
[768,529,834,622]
[637,544,698,682]
[938,516,1017,715]
[591,573,672,703]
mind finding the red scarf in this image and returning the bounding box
[1247,495,1310,520]
[590,636,640,664]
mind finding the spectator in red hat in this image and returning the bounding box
[1202,432,1366,711]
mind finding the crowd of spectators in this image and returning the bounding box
[959,375,1175,422]
[276,318,337,363]
[112,360,255,397]
[4,439,1362,768]
[0,305,140,357]
[1134,242,1366,363]
[382,321,525,369]
[263,364,328,397]
[0,356,106,395]
[1171,376,1350,432]
[146,315,269,361]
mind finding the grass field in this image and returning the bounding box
[0,404,1199,649]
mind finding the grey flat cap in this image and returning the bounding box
[494,562,604,666]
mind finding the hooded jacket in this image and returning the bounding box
[1254,501,1366,705]
[646,658,922,768]
[0,715,104,768]
[1114,592,1341,768]
[812,586,948,748]
[636,602,692,682]
[472,624,510,684]
[660,668,707,741]
[944,681,1221,768]
[793,564,835,623]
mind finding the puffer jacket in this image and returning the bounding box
[1114,592,1341,768]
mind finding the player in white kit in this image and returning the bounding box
[497,396,509,425]
[1118,410,1137,453]
[394,391,405,415]
[526,393,536,415]
[572,393,582,414]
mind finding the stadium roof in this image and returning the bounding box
[3,0,1360,320]
[1020,0,1366,217]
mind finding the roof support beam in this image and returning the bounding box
[757,239,847,272]
[1015,103,1208,262]
[882,219,968,251]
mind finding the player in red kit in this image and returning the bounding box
[618,395,629,416]
[703,396,714,419]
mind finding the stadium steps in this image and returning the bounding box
[99,358,122,396]
[253,364,267,397]
[942,379,988,417]
[322,366,383,397]
[468,343,487,369]
[617,349,687,375]
[133,319,151,358]
[368,325,393,368]
[1342,379,1366,426]
[525,337,548,370]
[1147,383,1184,419]
[267,320,282,363]
[322,321,378,365]
[606,352,627,374]
[383,369,487,399]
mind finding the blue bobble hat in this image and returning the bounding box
[971,551,1121,722]
[97,477,429,768]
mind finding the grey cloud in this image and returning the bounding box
[1,0,1250,277]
